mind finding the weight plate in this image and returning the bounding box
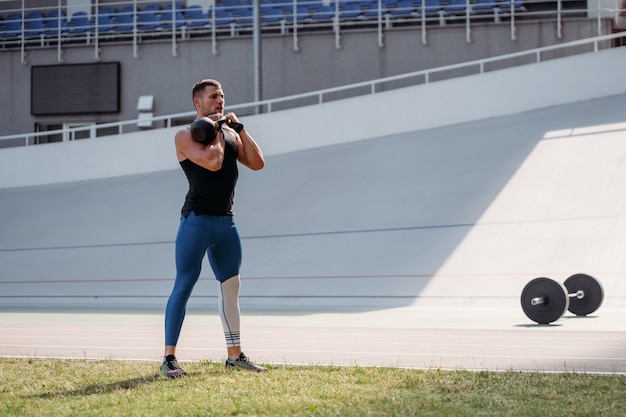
[520,277,569,324]
[564,273,604,316]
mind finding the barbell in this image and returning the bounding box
[520,273,604,324]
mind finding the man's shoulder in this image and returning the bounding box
[175,126,192,143]
[175,125,191,136]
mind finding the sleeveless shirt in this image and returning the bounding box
[180,131,238,217]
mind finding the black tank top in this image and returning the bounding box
[180,131,238,217]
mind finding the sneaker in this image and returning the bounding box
[160,354,187,378]
[225,352,267,372]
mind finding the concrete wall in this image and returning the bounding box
[0,45,624,189]
[0,18,608,136]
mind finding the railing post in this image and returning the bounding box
[57,0,63,62]
[421,0,427,45]
[557,0,562,39]
[378,0,384,47]
[466,0,471,43]
[133,0,139,58]
[293,0,300,52]
[21,0,27,65]
[95,0,101,61]
[334,0,341,49]
[597,0,602,36]
[212,3,218,55]
[171,0,178,57]
[510,0,517,41]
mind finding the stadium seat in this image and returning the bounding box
[68,11,93,34]
[234,6,254,25]
[97,7,116,32]
[443,0,467,13]
[162,3,186,29]
[310,4,336,21]
[389,0,416,16]
[362,0,388,17]
[112,6,135,32]
[277,2,310,23]
[261,6,286,24]
[25,12,46,37]
[184,5,210,28]
[137,4,163,31]
[44,10,69,35]
[472,0,498,11]
[215,5,235,26]
[293,5,312,21]
[498,0,525,11]
[3,13,23,39]
[339,2,363,18]
[269,0,297,15]
[417,0,441,14]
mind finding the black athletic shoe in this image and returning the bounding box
[160,355,187,378]
[225,352,267,372]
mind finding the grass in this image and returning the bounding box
[0,358,624,417]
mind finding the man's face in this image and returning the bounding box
[194,85,224,116]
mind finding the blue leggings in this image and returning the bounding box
[165,212,242,346]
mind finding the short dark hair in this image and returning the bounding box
[192,79,221,99]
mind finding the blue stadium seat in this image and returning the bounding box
[293,5,312,21]
[389,0,415,16]
[162,3,186,29]
[472,0,498,11]
[339,2,363,18]
[498,0,525,10]
[417,0,441,14]
[44,10,69,35]
[25,12,46,37]
[234,6,254,25]
[215,5,235,26]
[261,6,286,24]
[443,0,467,13]
[362,0,388,17]
[112,6,135,32]
[184,5,210,28]
[3,13,23,38]
[270,0,298,15]
[137,4,162,31]
[310,4,336,21]
[97,7,116,32]
[279,3,311,22]
[68,11,93,34]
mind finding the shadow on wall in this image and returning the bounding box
[1,94,626,310]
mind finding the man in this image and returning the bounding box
[161,79,266,378]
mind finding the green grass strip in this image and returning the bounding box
[1,358,624,417]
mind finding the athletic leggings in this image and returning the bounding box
[165,212,242,347]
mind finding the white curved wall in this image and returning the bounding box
[0,46,624,189]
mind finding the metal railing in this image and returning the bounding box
[1,30,624,148]
[1,0,621,61]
